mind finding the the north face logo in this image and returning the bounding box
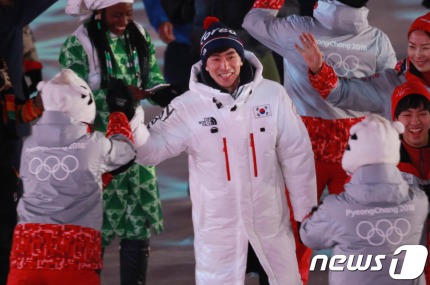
[199,117,217,126]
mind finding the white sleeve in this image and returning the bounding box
[133,101,189,166]
[276,89,317,221]
[327,69,402,119]
[300,199,337,250]
[96,133,136,173]
[375,30,397,72]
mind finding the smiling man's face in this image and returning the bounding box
[205,48,243,93]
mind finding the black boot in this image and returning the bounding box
[119,239,150,285]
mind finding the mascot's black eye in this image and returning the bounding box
[81,93,93,105]
[346,144,350,151]
[351,134,357,140]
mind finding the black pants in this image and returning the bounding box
[0,208,17,285]
[119,239,150,285]
[246,243,269,285]
[0,166,18,285]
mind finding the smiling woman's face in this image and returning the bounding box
[408,30,430,73]
[102,3,133,36]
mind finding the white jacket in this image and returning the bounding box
[132,52,317,285]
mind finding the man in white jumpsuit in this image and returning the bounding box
[131,17,317,285]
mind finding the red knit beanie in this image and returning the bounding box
[408,12,430,37]
[392,80,430,120]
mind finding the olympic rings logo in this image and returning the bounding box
[29,155,79,181]
[356,218,411,246]
[325,53,359,77]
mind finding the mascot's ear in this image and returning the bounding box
[391,121,404,134]
[36,81,46,91]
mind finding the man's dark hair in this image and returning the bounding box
[394,94,430,119]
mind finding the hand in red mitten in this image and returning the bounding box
[252,0,285,9]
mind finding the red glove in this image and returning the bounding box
[102,173,114,189]
[252,0,285,9]
[106,112,134,142]
[308,62,338,99]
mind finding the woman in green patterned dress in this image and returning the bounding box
[59,1,164,284]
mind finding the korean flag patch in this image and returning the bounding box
[254,105,272,118]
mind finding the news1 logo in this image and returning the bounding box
[310,245,428,280]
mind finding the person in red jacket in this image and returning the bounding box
[391,79,430,283]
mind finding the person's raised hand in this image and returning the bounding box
[295,32,323,75]
[158,22,176,44]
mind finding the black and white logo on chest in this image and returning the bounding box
[199,117,218,126]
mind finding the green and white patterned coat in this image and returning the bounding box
[59,21,164,246]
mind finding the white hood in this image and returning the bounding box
[314,0,369,34]
[189,51,264,110]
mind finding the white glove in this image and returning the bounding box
[130,105,150,148]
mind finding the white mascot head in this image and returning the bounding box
[342,114,405,174]
[37,69,96,124]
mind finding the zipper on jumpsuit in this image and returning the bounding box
[223,137,231,181]
[250,133,258,177]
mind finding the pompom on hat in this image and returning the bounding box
[37,69,96,124]
[341,114,404,174]
[66,0,134,21]
[391,80,430,120]
[200,16,244,66]
[408,12,430,37]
